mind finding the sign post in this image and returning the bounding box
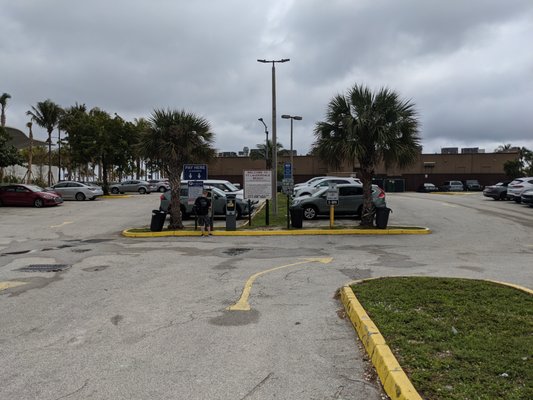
[244,170,272,226]
[326,183,339,228]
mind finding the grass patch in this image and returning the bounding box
[245,193,294,229]
[351,277,533,400]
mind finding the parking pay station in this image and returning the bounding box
[225,193,237,231]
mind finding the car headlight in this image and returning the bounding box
[292,198,302,206]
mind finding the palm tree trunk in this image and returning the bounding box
[360,169,375,227]
[27,123,33,184]
[47,128,53,186]
[168,166,184,229]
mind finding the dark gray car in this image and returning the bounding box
[290,184,386,220]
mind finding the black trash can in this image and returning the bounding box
[290,207,304,229]
[375,207,392,229]
[150,209,167,232]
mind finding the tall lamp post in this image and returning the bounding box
[257,58,290,214]
[258,117,270,225]
[281,114,302,179]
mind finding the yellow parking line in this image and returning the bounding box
[0,281,27,291]
[227,257,333,311]
[50,221,74,228]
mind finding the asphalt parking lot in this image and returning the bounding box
[1,192,532,399]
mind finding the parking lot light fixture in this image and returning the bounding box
[257,58,290,215]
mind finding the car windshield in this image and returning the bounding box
[223,182,240,192]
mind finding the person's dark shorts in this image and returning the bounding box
[197,215,209,227]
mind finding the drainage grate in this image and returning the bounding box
[18,264,71,272]
[223,248,252,256]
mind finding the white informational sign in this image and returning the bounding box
[326,182,339,205]
[187,180,204,205]
[244,170,272,200]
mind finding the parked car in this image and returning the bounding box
[0,184,63,207]
[464,179,482,191]
[439,180,464,192]
[109,180,156,194]
[148,179,170,192]
[416,183,438,193]
[293,176,329,190]
[290,184,386,220]
[520,189,533,207]
[293,177,363,197]
[506,177,533,203]
[49,181,103,201]
[159,186,252,219]
[483,181,510,200]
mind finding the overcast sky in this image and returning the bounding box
[2,0,532,155]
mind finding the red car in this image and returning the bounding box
[0,184,63,207]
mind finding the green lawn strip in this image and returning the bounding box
[351,277,533,400]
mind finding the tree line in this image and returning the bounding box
[3,84,530,228]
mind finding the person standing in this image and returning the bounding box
[194,190,212,236]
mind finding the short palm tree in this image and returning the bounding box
[27,99,63,186]
[0,93,11,127]
[140,109,216,229]
[312,84,421,226]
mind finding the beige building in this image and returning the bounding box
[208,151,518,191]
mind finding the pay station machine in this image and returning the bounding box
[225,193,237,231]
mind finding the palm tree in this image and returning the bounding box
[495,143,512,153]
[140,109,216,229]
[312,84,421,226]
[249,140,284,169]
[0,93,11,127]
[27,99,62,186]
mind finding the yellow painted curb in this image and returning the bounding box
[0,281,27,291]
[340,278,532,400]
[102,195,130,199]
[340,284,423,400]
[122,226,431,238]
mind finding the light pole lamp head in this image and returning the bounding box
[293,116,303,121]
[281,115,290,119]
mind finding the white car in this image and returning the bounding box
[49,181,103,201]
[293,177,362,197]
[507,177,533,203]
[181,179,245,200]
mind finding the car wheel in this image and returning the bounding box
[356,205,363,219]
[89,197,96,201]
[514,198,521,203]
[236,206,243,219]
[138,187,147,194]
[0,199,3,206]
[34,198,44,208]
[158,186,166,192]
[111,187,119,194]
[75,192,86,201]
[302,205,318,220]
[499,192,507,200]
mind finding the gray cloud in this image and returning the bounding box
[1,0,532,155]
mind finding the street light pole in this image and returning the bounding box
[281,114,302,179]
[258,118,269,169]
[258,117,270,225]
[257,58,290,214]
